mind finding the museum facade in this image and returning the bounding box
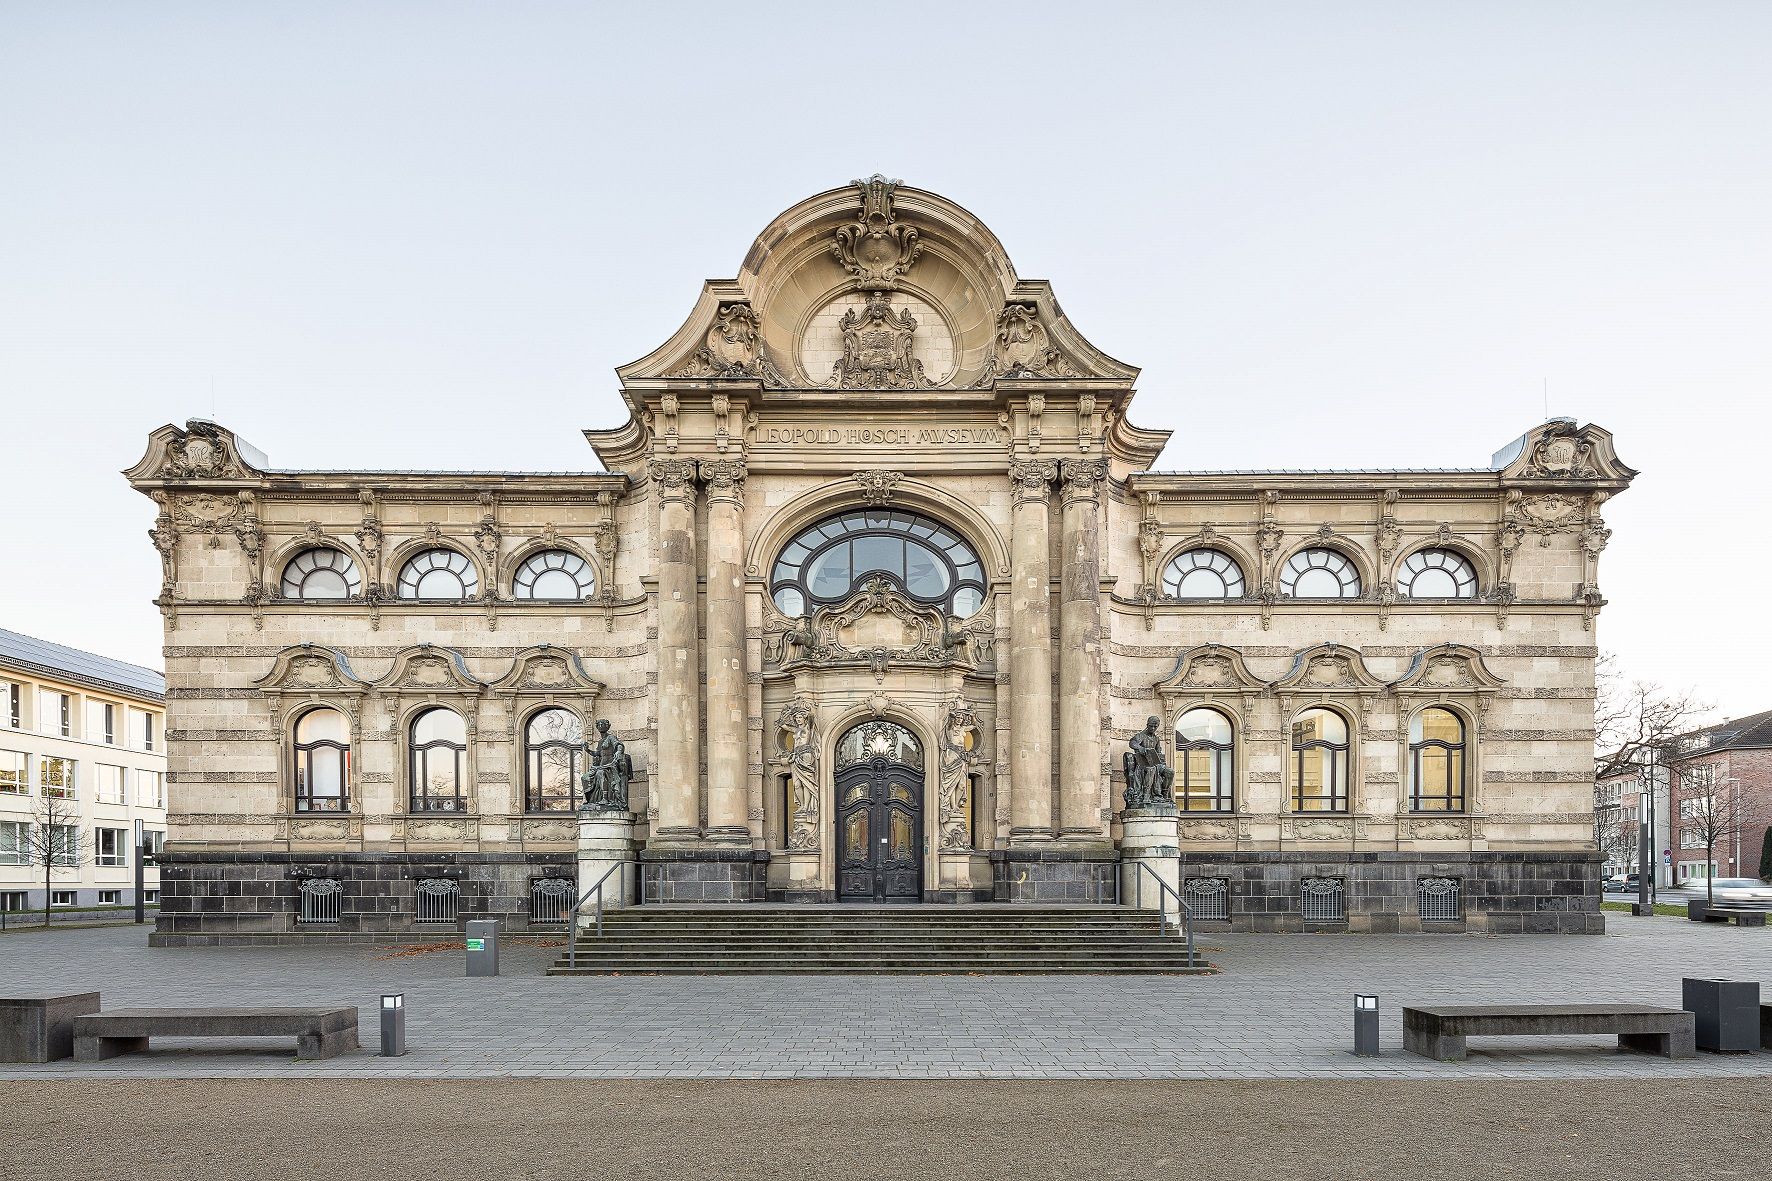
[128,178,1634,942]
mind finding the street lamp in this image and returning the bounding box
[1353,994,1379,1057]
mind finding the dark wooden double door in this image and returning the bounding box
[835,758,924,903]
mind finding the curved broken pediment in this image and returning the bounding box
[125,419,268,484]
[373,645,487,694]
[255,644,370,694]
[1389,644,1507,695]
[1271,643,1388,695]
[1492,420,1637,484]
[1155,644,1267,696]
[491,645,605,696]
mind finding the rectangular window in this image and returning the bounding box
[0,820,25,865]
[143,890,159,905]
[137,770,165,809]
[6,682,21,728]
[51,890,76,907]
[49,824,80,866]
[40,756,75,798]
[133,709,157,752]
[39,690,72,737]
[140,829,165,859]
[95,764,126,804]
[144,712,155,752]
[104,703,116,745]
[0,891,26,911]
[0,749,25,794]
[94,827,127,867]
[98,890,122,906]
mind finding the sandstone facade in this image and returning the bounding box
[127,179,1633,941]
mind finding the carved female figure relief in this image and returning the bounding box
[776,699,820,850]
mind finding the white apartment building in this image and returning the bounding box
[0,628,166,912]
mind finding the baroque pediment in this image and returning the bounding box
[255,645,370,694]
[1389,644,1507,695]
[125,419,268,483]
[490,645,605,697]
[374,645,487,694]
[1271,644,1387,695]
[1492,419,1637,484]
[771,577,971,680]
[1155,644,1266,699]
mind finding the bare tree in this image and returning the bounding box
[15,791,86,927]
[1593,653,1712,780]
[1676,768,1770,907]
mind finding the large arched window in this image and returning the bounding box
[835,719,923,769]
[525,708,584,812]
[1280,549,1362,599]
[1162,549,1246,600]
[292,707,350,812]
[1291,707,1350,812]
[1397,548,1478,599]
[280,549,362,600]
[397,550,479,600]
[1409,707,1467,812]
[770,510,985,619]
[1174,707,1234,811]
[409,707,467,812]
[512,550,596,600]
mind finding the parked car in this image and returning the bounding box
[1694,878,1772,907]
[1602,876,1629,892]
[1605,874,1641,893]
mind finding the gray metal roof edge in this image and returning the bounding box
[262,468,623,478]
[0,629,166,703]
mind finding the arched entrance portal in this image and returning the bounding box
[834,720,925,903]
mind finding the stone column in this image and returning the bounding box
[648,458,701,839]
[699,458,750,843]
[1058,458,1108,838]
[1008,459,1058,839]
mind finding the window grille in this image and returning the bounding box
[529,877,575,925]
[415,877,460,925]
[1417,877,1461,922]
[1301,876,1345,922]
[298,877,341,924]
[1185,877,1230,921]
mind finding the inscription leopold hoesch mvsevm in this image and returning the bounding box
[757,425,1003,447]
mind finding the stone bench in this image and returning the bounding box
[1,993,102,1062]
[1402,1004,1695,1061]
[72,1007,359,1062]
[1705,906,1768,928]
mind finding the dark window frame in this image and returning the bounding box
[1175,707,1236,812]
[523,707,583,813]
[409,707,468,813]
[1408,707,1467,813]
[770,510,986,620]
[1290,708,1351,813]
[292,707,351,813]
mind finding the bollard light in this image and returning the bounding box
[380,993,407,1057]
[1353,994,1380,1057]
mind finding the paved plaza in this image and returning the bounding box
[1,914,1768,1080]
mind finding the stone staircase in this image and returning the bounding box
[546,904,1213,975]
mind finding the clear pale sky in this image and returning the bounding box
[3,3,1767,718]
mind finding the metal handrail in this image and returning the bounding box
[1130,860,1196,964]
[563,860,633,970]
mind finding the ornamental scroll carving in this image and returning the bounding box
[972,303,1088,384]
[669,303,772,379]
[772,577,973,683]
[160,420,245,479]
[855,468,903,505]
[775,699,819,851]
[698,458,747,503]
[647,458,697,496]
[1059,458,1108,502]
[831,174,921,289]
[1522,423,1597,479]
[938,700,981,852]
[827,291,935,390]
[1008,459,1058,503]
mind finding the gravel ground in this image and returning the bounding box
[3,1078,1765,1180]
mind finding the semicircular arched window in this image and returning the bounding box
[1397,548,1478,599]
[292,706,351,812]
[1175,706,1235,811]
[280,548,362,600]
[835,719,923,769]
[770,510,986,619]
[1279,548,1362,599]
[524,707,584,812]
[1162,549,1246,600]
[409,706,467,812]
[396,549,480,601]
[512,550,596,600]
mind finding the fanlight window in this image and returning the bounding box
[513,550,595,600]
[281,548,361,600]
[525,708,584,812]
[1397,548,1478,599]
[1291,707,1350,812]
[1174,707,1234,811]
[1279,548,1362,599]
[1161,549,1246,600]
[292,707,350,812]
[835,720,923,769]
[397,549,479,600]
[409,707,467,812]
[771,510,985,619]
[1409,707,1467,812]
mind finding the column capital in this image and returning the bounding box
[1009,459,1059,504]
[647,458,699,502]
[1059,458,1109,504]
[698,458,748,504]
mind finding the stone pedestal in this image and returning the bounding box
[577,810,637,911]
[1120,809,1183,922]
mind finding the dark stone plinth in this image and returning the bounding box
[73,1007,359,1061]
[148,851,575,944]
[0,992,101,1062]
[641,848,769,903]
[991,847,1119,903]
[1761,1002,1772,1050]
[1174,850,1603,934]
[1683,977,1761,1054]
[1403,1004,1695,1061]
